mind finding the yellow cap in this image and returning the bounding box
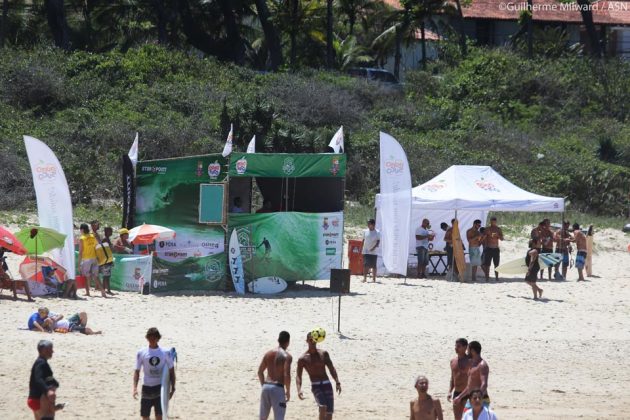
[119,228,129,235]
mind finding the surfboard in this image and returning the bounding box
[451,219,466,282]
[495,253,561,275]
[160,351,170,420]
[229,229,245,294]
[247,276,288,294]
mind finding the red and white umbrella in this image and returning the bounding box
[0,226,27,255]
[128,224,175,245]
[19,256,67,283]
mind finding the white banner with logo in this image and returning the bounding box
[378,132,412,275]
[24,136,75,279]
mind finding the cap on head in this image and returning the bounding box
[367,218,375,225]
[119,228,129,235]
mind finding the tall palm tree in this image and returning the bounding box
[44,0,71,50]
[326,0,333,68]
[373,0,449,76]
[254,0,283,69]
[335,0,374,36]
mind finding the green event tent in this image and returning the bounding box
[134,152,346,292]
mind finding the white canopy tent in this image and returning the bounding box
[376,165,565,268]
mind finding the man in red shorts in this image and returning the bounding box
[28,340,63,419]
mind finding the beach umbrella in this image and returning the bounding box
[0,226,28,255]
[15,226,67,283]
[128,223,175,245]
[19,256,67,283]
[15,226,67,255]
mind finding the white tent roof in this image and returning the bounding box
[411,165,564,212]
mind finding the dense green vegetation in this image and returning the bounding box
[0,44,629,216]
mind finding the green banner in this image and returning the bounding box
[109,254,153,292]
[136,154,228,291]
[229,212,343,282]
[229,153,346,178]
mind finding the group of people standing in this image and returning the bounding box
[77,220,133,298]
[410,338,497,420]
[258,330,341,420]
[524,219,589,299]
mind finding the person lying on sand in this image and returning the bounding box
[53,312,101,335]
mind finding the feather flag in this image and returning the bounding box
[328,126,344,153]
[222,124,234,157]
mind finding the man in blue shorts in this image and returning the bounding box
[296,332,341,420]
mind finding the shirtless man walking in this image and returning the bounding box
[296,332,341,420]
[258,331,292,420]
[447,338,472,420]
[453,341,490,410]
[539,219,555,280]
[573,223,587,281]
[466,221,485,282]
[410,376,443,420]
[482,217,503,281]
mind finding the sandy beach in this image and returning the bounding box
[1,230,630,419]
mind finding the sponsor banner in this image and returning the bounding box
[150,253,226,292]
[229,212,343,281]
[228,153,346,178]
[122,154,136,229]
[24,136,75,280]
[109,254,153,292]
[154,231,224,263]
[378,132,412,276]
[136,154,228,291]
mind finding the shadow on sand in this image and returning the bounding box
[506,294,565,303]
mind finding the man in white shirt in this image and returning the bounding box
[133,328,175,420]
[415,219,434,279]
[361,219,380,283]
[462,389,498,420]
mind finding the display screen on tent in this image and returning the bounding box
[199,184,225,224]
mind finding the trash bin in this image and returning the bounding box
[348,239,364,275]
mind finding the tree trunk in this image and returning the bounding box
[152,0,168,45]
[326,0,334,68]
[1,0,8,47]
[218,0,245,64]
[45,0,71,50]
[176,0,228,59]
[527,0,533,58]
[577,0,602,57]
[420,20,427,70]
[394,24,402,80]
[290,0,299,68]
[254,0,283,70]
[453,0,467,57]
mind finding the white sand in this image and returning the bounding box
[1,230,630,419]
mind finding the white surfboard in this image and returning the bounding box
[248,276,288,294]
[161,347,177,420]
[161,359,170,419]
[229,229,245,294]
[495,253,561,275]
